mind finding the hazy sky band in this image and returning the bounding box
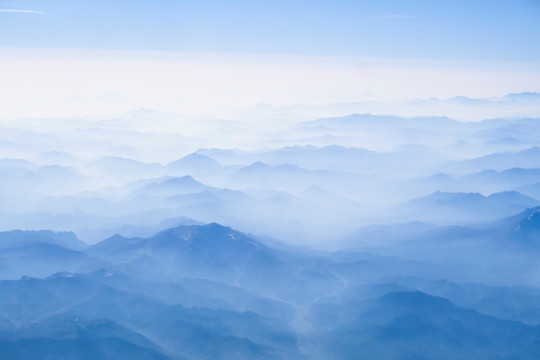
[1,0,539,62]
[1,1,539,119]
[1,48,539,120]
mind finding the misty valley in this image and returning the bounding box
[1,98,540,359]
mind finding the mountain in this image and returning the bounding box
[0,230,86,250]
[503,92,540,102]
[493,206,540,245]
[99,216,203,239]
[230,161,357,192]
[195,148,243,165]
[231,145,380,173]
[88,156,164,180]
[0,317,174,360]
[377,278,540,326]
[446,96,493,105]
[34,151,81,166]
[445,147,540,174]
[1,218,540,359]
[0,265,304,359]
[167,153,223,173]
[67,288,305,360]
[460,168,540,193]
[309,291,540,360]
[0,272,107,325]
[129,176,211,198]
[0,165,89,201]
[0,158,37,170]
[472,119,540,146]
[514,182,540,200]
[302,113,459,131]
[0,267,294,326]
[399,191,540,222]
[88,223,341,302]
[0,230,102,279]
[0,242,103,280]
[235,144,451,179]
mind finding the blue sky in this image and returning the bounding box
[1,0,539,62]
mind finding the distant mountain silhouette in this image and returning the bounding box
[0,230,86,250]
[130,175,210,197]
[167,153,223,173]
[400,190,540,222]
[445,147,540,173]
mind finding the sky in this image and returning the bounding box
[2,0,540,61]
[1,0,539,119]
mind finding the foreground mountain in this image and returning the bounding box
[0,219,540,359]
[0,318,174,360]
[88,223,341,303]
[308,291,540,360]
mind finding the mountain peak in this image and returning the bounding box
[167,153,221,169]
[157,222,242,242]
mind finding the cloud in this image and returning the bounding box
[0,9,44,14]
